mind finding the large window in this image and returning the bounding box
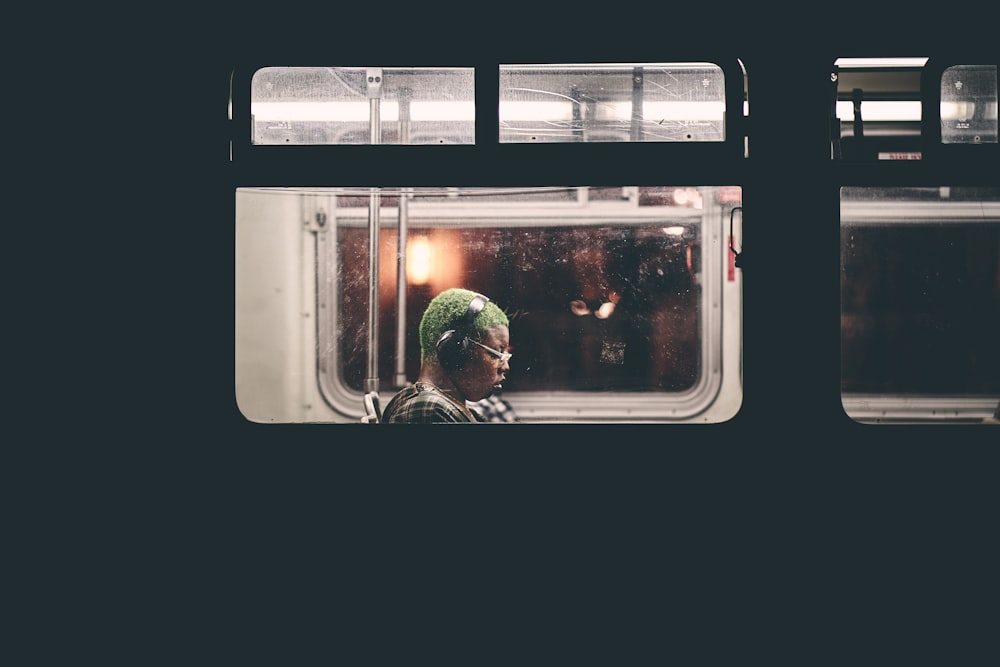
[840,187,1000,422]
[834,57,1000,423]
[235,185,743,423]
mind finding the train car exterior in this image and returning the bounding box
[231,52,998,427]
[205,15,1000,667]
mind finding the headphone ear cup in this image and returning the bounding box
[436,329,468,371]
[435,294,487,372]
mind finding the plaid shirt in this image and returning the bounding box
[468,394,518,423]
[381,384,483,423]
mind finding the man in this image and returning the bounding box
[381,288,512,423]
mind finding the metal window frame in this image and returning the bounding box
[310,186,734,422]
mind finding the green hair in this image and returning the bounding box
[419,288,509,362]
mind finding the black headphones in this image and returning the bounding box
[436,293,489,371]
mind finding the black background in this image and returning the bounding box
[38,6,995,664]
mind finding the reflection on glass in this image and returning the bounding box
[333,186,728,393]
[499,63,726,143]
[841,187,1000,402]
[941,64,998,144]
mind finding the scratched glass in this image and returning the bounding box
[499,63,725,143]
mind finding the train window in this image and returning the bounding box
[499,63,726,143]
[831,57,927,161]
[250,67,475,145]
[235,185,743,423]
[940,65,998,145]
[840,186,1000,423]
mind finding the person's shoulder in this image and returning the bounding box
[381,385,419,422]
[385,386,469,423]
[412,391,469,422]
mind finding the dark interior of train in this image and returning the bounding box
[840,187,1000,394]
[340,220,703,393]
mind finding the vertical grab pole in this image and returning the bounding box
[364,68,383,395]
[394,88,412,387]
[395,190,410,387]
[852,87,865,159]
[630,66,644,142]
[366,188,381,394]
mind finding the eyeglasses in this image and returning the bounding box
[470,339,512,363]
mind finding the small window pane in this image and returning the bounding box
[251,67,475,145]
[499,63,725,143]
[941,64,998,145]
[841,187,1000,422]
[831,58,926,161]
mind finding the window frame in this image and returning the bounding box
[306,186,738,422]
[834,56,1000,424]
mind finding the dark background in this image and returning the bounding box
[37,7,994,664]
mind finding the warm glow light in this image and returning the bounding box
[671,188,702,207]
[662,226,686,236]
[406,237,432,285]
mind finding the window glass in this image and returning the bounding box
[499,63,726,143]
[831,58,926,161]
[235,186,743,423]
[941,64,998,144]
[332,187,732,396]
[840,186,1000,422]
[250,67,475,145]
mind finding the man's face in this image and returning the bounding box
[454,324,511,402]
